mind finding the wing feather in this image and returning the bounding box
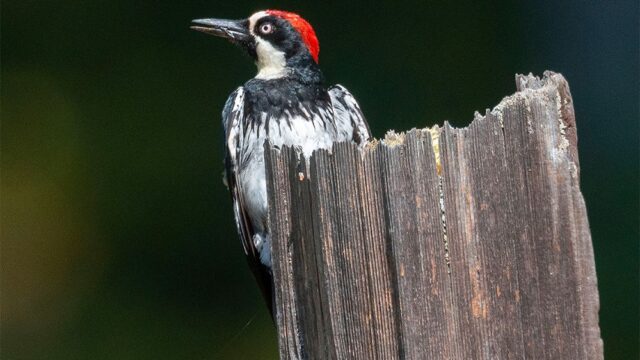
[328,84,372,145]
[222,87,273,315]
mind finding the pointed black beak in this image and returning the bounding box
[190,18,251,42]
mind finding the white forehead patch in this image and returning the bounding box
[248,11,269,33]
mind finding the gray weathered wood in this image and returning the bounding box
[265,71,602,360]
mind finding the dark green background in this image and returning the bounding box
[2,1,638,359]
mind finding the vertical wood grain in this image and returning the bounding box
[266,72,602,360]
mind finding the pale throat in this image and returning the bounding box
[254,38,288,80]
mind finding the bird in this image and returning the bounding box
[191,10,371,316]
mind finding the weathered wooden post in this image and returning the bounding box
[265,72,602,359]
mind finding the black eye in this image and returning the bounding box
[259,23,274,34]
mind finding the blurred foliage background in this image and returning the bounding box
[2,1,638,359]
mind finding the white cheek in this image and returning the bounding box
[255,38,287,80]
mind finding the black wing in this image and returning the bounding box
[328,84,372,145]
[222,87,273,316]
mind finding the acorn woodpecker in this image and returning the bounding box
[192,10,371,315]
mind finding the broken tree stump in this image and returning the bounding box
[264,71,602,360]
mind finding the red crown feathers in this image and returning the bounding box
[266,10,320,63]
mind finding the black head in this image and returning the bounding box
[192,10,320,79]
